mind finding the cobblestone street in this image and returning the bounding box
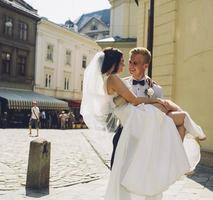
[0,129,213,200]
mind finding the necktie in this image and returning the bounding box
[132,79,145,86]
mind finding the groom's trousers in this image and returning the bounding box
[110,125,123,169]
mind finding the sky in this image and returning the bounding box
[25,0,111,24]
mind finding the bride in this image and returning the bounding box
[80,48,206,200]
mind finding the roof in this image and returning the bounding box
[76,9,110,30]
[78,16,109,32]
[0,89,69,110]
[97,36,137,43]
[40,18,100,46]
[65,19,74,28]
[0,0,39,19]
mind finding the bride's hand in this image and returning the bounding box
[163,99,182,111]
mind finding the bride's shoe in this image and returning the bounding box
[184,113,206,140]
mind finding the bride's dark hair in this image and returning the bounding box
[101,47,123,74]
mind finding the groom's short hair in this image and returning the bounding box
[129,47,151,65]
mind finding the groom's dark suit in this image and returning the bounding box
[110,75,163,169]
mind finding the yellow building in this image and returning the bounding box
[104,0,213,166]
[97,0,138,76]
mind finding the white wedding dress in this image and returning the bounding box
[103,79,205,200]
[80,52,205,200]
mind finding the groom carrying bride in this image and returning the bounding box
[110,47,206,169]
[111,47,163,168]
[81,47,206,200]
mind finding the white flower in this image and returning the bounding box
[145,88,154,97]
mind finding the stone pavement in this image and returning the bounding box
[0,129,109,199]
[0,129,213,200]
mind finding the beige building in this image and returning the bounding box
[35,18,100,115]
[106,0,213,166]
[76,9,110,40]
[78,17,109,40]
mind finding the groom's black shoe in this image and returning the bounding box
[110,125,123,169]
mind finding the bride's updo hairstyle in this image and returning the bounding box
[101,47,123,74]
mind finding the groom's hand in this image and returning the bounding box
[152,103,168,113]
[163,100,181,111]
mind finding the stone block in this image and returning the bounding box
[26,138,50,190]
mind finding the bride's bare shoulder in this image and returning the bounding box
[107,74,120,82]
[107,75,123,90]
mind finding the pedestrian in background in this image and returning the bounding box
[2,112,8,128]
[41,110,46,128]
[29,101,40,137]
[59,111,67,129]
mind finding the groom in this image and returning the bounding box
[110,47,163,168]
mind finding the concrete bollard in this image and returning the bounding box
[26,138,51,190]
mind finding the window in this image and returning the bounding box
[64,77,69,90]
[18,22,28,40]
[91,21,98,30]
[48,75,51,87]
[82,56,87,68]
[1,52,11,74]
[17,56,26,76]
[65,50,71,65]
[46,44,53,62]
[91,25,97,30]
[45,74,51,88]
[45,74,48,87]
[4,16,13,36]
[64,78,66,90]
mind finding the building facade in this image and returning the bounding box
[0,0,39,90]
[107,0,213,166]
[109,0,138,38]
[0,1,69,128]
[76,9,110,40]
[97,0,137,76]
[35,18,100,117]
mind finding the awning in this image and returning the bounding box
[0,89,69,110]
[68,100,81,108]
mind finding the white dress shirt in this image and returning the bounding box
[123,75,163,98]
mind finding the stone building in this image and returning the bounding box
[136,0,213,166]
[76,9,110,40]
[0,0,68,128]
[97,1,137,76]
[35,18,100,118]
[0,0,39,90]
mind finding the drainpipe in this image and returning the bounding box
[135,0,154,78]
[147,0,154,78]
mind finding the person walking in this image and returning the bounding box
[29,101,40,137]
[59,111,67,129]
